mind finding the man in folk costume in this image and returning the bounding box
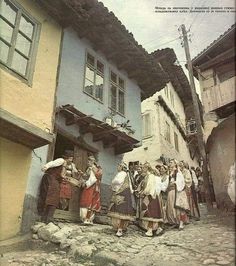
[133,164,144,190]
[190,166,200,219]
[59,150,79,211]
[80,156,102,225]
[179,161,200,220]
[166,159,190,230]
[128,162,139,211]
[195,167,205,203]
[132,164,144,221]
[136,162,164,237]
[107,162,135,237]
[37,158,65,223]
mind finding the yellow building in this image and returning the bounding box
[0,0,62,240]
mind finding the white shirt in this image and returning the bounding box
[85,168,97,188]
[176,171,186,192]
[160,175,169,192]
[111,171,127,192]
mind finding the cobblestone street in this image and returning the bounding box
[0,205,235,266]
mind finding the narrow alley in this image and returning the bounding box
[1,205,235,266]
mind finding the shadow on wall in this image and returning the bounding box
[21,194,40,233]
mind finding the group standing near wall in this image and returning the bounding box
[37,155,204,238]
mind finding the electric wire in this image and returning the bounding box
[147,36,180,50]
[188,0,208,31]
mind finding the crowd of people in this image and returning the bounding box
[37,152,205,238]
[108,160,205,237]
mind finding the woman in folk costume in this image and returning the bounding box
[37,158,65,223]
[137,163,164,237]
[107,162,135,237]
[166,159,190,230]
[158,164,169,224]
[179,161,200,220]
[60,150,78,210]
[80,156,102,224]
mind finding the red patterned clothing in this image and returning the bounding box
[60,181,72,199]
[80,166,102,212]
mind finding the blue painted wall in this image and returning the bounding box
[26,146,48,197]
[57,27,142,141]
[55,27,143,184]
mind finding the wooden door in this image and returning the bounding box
[74,146,88,172]
[54,145,89,222]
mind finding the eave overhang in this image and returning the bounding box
[156,96,186,140]
[36,0,169,100]
[191,24,235,78]
[152,48,204,123]
[57,104,139,155]
[152,49,192,106]
[214,101,236,119]
[0,108,54,149]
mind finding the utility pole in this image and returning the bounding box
[180,24,212,210]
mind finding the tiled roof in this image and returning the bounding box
[192,23,235,65]
[151,48,203,122]
[36,0,169,100]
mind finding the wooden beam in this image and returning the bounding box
[57,125,98,153]
[115,144,134,155]
[93,128,117,142]
[65,114,93,126]
[198,47,235,71]
[79,123,93,135]
[0,108,53,148]
[103,136,121,149]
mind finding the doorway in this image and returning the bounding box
[53,133,91,221]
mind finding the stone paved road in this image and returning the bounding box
[0,205,235,266]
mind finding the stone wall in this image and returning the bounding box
[207,114,235,210]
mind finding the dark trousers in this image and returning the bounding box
[42,205,56,224]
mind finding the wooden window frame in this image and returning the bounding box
[142,112,152,139]
[174,131,179,152]
[164,86,169,99]
[170,90,175,107]
[109,69,125,116]
[0,0,41,86]
[83,51,105,103]
[165,121,171,143]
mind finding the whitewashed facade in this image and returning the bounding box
[124,82,200,168]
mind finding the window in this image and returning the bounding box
[165,121,171,143]
[0,0,39,81]
[174,132,179,151]
[170,90,175,106]
[109,70,125,115]
[142,113,151,138]
[84,52,104,102]
[164,86,169,98]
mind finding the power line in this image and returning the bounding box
[182,0,195,25]
[147,37,180,50]
[188,0,208,30]
[142,30,178,46]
